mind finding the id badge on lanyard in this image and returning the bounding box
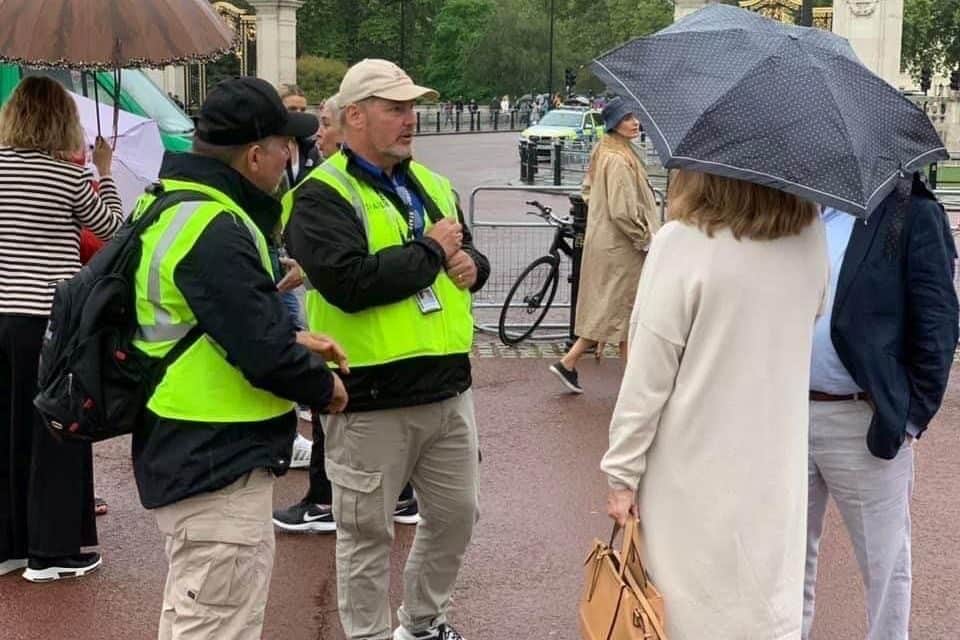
[394,182,440,314]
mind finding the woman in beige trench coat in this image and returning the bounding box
[602,170,828,639]
[549,98,659,394]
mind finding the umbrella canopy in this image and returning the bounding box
[70,90,165,215]
[591,4,948,217]
[0,0,234,69]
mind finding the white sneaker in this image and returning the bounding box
[0,558,27,576]
[290,433,312,469]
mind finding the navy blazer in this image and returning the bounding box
[832,175,958,459]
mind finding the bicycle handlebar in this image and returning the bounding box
[525,200,572,226]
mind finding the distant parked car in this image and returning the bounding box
[518,107,604,159]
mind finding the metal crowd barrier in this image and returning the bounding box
[468,184,665,341]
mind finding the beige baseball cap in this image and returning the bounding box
[338,58,438,106]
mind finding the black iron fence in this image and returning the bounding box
[414,107,530,135]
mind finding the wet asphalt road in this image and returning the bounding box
[1,354,959,640]
[2,134,959,638]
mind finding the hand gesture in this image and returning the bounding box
[91,136,113,177]
[326,371,348,414]
[445,250,477,290]
[296,331,350,374]
[426,218,462,260]
[277,257,304,292]
[606,487,637,526]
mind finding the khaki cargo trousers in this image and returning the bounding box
[153,468,275,640]
[324,390,480,640]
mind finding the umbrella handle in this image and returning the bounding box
[112,67,121,150]
[92,75,102,140]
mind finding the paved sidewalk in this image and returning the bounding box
[1,357,958,639]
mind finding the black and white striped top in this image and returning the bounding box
[0,146,124,316]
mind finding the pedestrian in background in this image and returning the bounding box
[131,77,346,639]
[603,169,827,639]
[280,84,320,186]
[550,97,659,393]
[803,174,958,640]
[285,58,490,640]
[316,93,344,160]
[0,76,123,581]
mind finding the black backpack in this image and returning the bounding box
[34,186,210,442]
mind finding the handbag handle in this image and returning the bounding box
[609,518,650,589]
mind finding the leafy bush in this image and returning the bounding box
[297,56,349,103]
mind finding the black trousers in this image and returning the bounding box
[304,414,413,505]
[0,314,96,560]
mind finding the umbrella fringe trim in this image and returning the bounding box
[0,44,237,71]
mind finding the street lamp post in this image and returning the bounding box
[399,0,406,68]
[547,0,555,102]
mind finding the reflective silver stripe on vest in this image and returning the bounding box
[319,163,371,239]
[138,201,206,343]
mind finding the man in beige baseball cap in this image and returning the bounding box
[281,58,488,640]
[338,58,439,106]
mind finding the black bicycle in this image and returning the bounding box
[498,200,575,345]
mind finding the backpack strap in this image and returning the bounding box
[131,186,213,388]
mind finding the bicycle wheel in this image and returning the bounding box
[498,255,560,345]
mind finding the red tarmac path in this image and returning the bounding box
[1,354,958,639]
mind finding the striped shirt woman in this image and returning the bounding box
[0,76,122,580]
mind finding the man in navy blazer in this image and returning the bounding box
[803,173,958,640]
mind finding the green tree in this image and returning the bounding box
[296,55,349,102]
[425,0,496,99]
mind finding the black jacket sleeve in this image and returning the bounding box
[285,180,448,313]
[175,211,334,409]
[905,198,959,430]
[456,203,491,294]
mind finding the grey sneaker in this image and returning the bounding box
[549,361,583,394]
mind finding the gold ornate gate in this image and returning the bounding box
[738,0,833,30]
[183,2,256,112]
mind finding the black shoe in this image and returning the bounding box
[393,497,421,525]
[395,623,466,640]
[273,500,336,533]
[549,361,583,394]
[22,552,101,582]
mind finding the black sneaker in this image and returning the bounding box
[394,623,466,640]
[549,361,583,394]
[273,500,336,533]
[22,552,101,582]
[393,497,421,525]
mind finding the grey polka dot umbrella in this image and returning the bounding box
[591,4,948,218]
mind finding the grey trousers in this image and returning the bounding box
[324,391,480,640]
[803,400,914,640]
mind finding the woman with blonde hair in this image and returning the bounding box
[0,76,122,581]
[601,169,827,638]
[549,97,659,393]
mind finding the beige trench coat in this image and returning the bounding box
[575,134,660,343]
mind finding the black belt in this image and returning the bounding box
[809,390,870,402]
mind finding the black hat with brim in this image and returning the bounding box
[197,76,319,146]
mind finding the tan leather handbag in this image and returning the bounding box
[579,518,667,640]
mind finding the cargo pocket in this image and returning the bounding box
[181,520,266,608]
[325,458,386,536]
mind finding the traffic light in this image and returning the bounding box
[920,67,932,94]
[950,69,960,91]
[564,68,577,92]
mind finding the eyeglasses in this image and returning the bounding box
[287,106,307,113]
